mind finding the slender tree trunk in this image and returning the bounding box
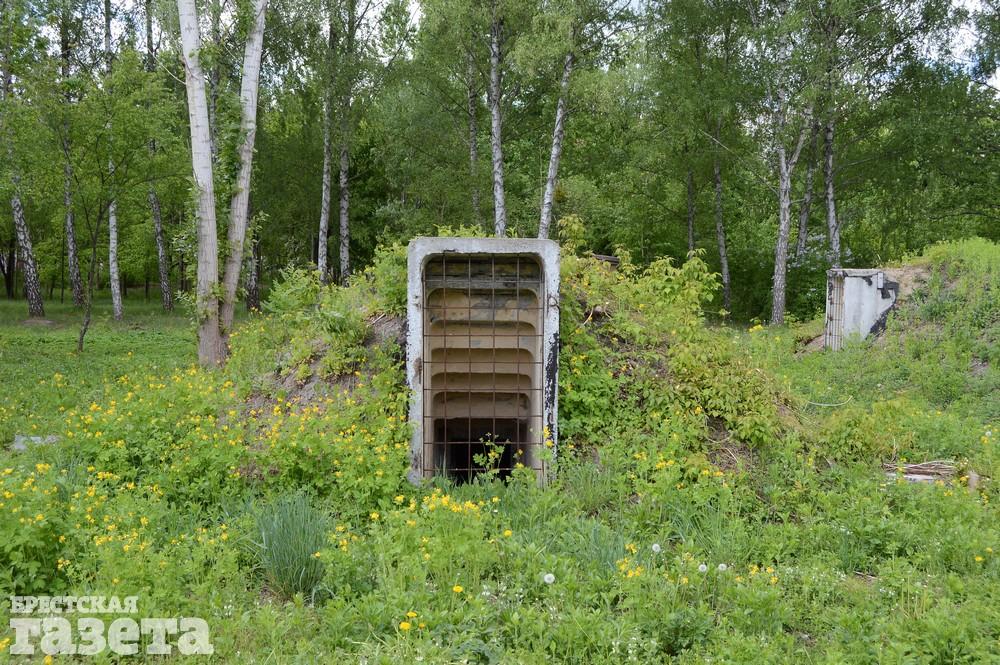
[794,128,818,260]
[2,28,43,317]
[63,159,84,306]
[0,242,9,298]
[149,189,172,310]
[103,0,123,320]
[208,0,221,162]
[245,235,260,312]
[10,184,44,318]
[145,0,172,311]
[60,12,84,307]
[318,99,332,280]
[317,12,336,282]
[108,198,122,319]
[712,152,731,312]
[685,166,696,253]
[177,0,223,365]
[338,135,350,284]
[466,50,481,226]
[488,12,507,237]
[219,0,269,336]
[771,123,810,325]
[78,209,104,352]
[824,118,840,267]
[538,52,574,239]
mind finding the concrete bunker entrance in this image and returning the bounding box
[422,254,544,482]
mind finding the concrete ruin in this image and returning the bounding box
[406,237,560,484]
[824,269,899,350]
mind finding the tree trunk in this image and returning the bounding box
[177,0,223,365]
[317,12,336,282]
[824,118,840,267]
[60,11,84,307]
[488,12,507,237]
[338,136,350,284]
[318,99,332,280]
[771,124,810,325]
[712,153,731,312]
[538,52,573,240]
[219,0,269,336]
[245,236,260,312]
[145,0,172,311]
[467,50,481,226]
[108,198,123,319]
[10,185,44,318]
[685,166,696,253]
[208,0,221,162]
[104,0,123,321]
[149,189,172,310]
[0,239,11,299]
[63,160,84,306]
[794,128,818,260]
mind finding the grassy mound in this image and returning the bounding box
[0,239,996,662]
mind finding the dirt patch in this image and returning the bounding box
[706,417,756,473]
[21,318,57,327]
[883,264,931,301]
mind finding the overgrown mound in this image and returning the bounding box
[3,239,997,662]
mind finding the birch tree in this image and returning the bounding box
[219,0,268,334]
[58,0,83,306]
[487,0,508,237]
[104,0,123,320]
[146,0,172,310]
[177,0,223,363]
[1,0,44,317]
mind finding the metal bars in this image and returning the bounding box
[825,271,845,350]
[421,254,545,482]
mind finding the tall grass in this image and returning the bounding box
[251,492,329,601]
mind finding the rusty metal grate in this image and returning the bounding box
[421,254,545,482]
[825,271,845,350]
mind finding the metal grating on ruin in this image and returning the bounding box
[407,238,559,485]
[824,271,846,351]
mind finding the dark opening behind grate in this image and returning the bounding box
[422,254,544,482]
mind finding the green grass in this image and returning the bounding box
[0,242,997,662]
[0,296,194,446]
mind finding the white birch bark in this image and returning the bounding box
[794,130,817,261]
[824,118,840,267]
[64,156,84,306]
[177,0,223,365]
[60,13,84,307]
[219,0,269,335]
[538,52,573,240]
[11,182,44,318]
[467,50,481,225]
[712,152,731,312]
[488,12,507,237]
[104,0,122,321]
[771,122,810,325]
[318,98,332,280]
[338,137,350,283]
[107,196,122,319]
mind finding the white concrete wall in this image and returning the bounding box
[825,269,897,349]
